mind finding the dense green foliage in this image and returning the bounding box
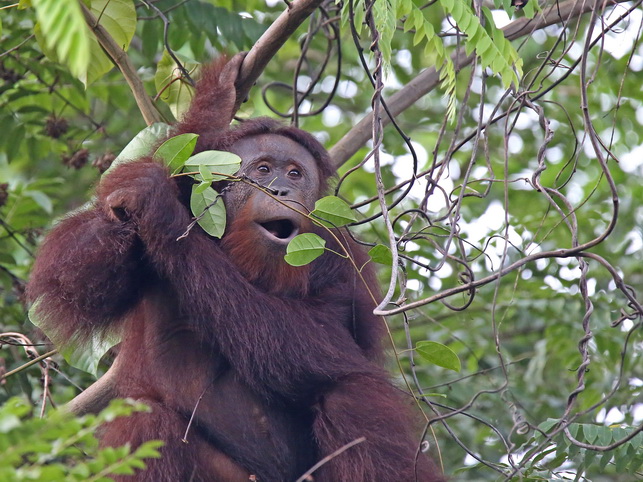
[0,398,161,481]
[1,0,641,479]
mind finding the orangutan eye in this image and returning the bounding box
[288,169,301,179]
[257,165,270,174]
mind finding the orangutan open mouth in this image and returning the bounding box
[258,219,299,241]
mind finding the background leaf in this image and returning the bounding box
[368,244,393,265]
[105,123,173,174]
[416,341,461,373]
[32,0,91,79]
[80,0,137,86]
[28,300,119,376]
[154,51,198,119]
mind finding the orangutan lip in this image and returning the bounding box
[258,219,299,242]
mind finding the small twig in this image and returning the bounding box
[182,384,211,443]
[235,0,325,111]
[0,218,34,256]
[39,358,52,418]
[176,192,224,240]
[140,0,194,86]
[137,0,189,20]
[0,350,58,381]
[0,34,35,58]
[295,437,366,482]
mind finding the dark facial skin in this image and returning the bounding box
[225,133,321,249]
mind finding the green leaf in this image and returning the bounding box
[481,7,521,86]
[5,122,25,161]
[522,0,537,18]
[0,253,16,266]
[368,244,393,265]
[537,419,559,434]
[413,22,425,46]
[193,180,212,194]
[284,233,326,266]
[353,0,365,35]
[155,51,198,120]
[27,298,44,330]
[38,0,138,86]
[105,123,173,175]
[141,15,162,59]
[134,440,164,458]
[184,150,241,181]
[61,333,120,377]
[451,0,464,23]
[153,133,199,173]
[81,0,137,86]
[198,164,214,182]
[216,7,245,49]
[32,0,91,80]
[476,36,493,56]
[29,299,119,376]
[411,7,424,28]
[25,190,52,214]
[436,1,522,90]
[416,341,461,372]
[0,397,31,420]
[597,426,613,446]
[568,423,580,439]
[241,16,267,46]
[397,0,412,18]
[185,1,218,43]
[0,411,21,433]
[190,185,226,238]
[310,196,357,228]
[582,424,599,444]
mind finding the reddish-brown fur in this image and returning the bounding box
[27,58,445,481]
[221,203,312,298]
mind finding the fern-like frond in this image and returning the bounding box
[441,0,522,89]
[338,0,522,120]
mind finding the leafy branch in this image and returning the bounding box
[329,0,632,167]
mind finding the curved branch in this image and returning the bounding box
[80,4,163,125]
[64,354,122,415]
[329,0,629,167]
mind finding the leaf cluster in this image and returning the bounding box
[0,398,161,481]
[524,420,643,477]
[345,0,522,119]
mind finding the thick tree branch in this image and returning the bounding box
[329,0,629,167]
[80,4,163,125]
[65,354,122,415]
[234,0,324,110]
